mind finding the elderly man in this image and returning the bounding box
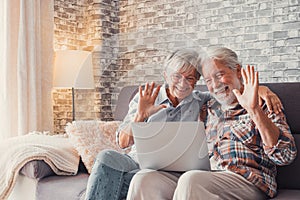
[126,47,293,200]
[172,47,297,199]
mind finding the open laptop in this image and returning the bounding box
[131,121,211,172]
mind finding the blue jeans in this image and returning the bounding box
[85,149,139,200]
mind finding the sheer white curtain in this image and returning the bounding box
[0,0,54,140]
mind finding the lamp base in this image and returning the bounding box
[72,87,75,121]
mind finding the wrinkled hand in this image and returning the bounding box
[258,86,283,114]
[137,82,167,120]
[232,65,259,112]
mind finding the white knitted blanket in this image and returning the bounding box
[0,133,80,200]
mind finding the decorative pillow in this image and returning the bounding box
[65,120,123,173]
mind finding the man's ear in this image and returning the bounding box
[236,64,242,79]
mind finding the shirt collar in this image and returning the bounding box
[157,84,171,105]
[207,98,247,118]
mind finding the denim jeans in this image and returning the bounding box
[85,149,139,200]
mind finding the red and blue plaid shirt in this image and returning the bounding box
[206,99,297,198]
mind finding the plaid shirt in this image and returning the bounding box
[206,99,297,198]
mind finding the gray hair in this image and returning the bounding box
[201,47,242,73]
[164,48,203,80]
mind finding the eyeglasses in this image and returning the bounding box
[170,73,197,84]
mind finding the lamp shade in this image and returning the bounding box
[53,50,94,89]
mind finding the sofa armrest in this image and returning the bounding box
[20,160,55,179]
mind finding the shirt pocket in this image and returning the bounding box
[230,119,258,145]
[180,107,198,121]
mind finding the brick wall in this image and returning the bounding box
[53,0,300,133]
[118,0,300,83]
[53,0,119,133]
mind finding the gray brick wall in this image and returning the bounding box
[53,0,300,133]
[117,0,300,84]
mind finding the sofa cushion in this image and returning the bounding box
[262,82,300,134]
[276,134,300,190]
[270,189,300,200]
[114,86,139,121]
[36,172,89,200]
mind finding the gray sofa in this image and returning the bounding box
[15,82,300,200]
